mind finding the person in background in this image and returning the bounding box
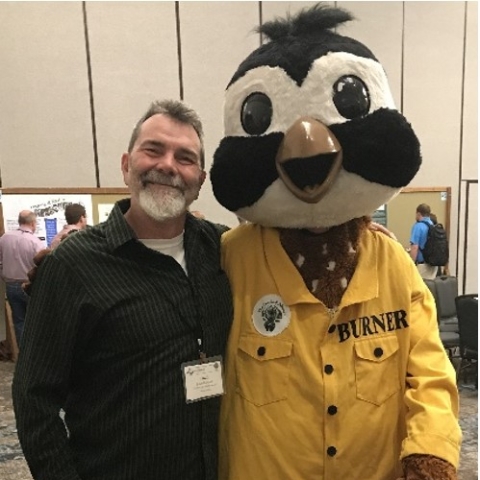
[12,99,232,480]
[427,212,447,276]
[409,203,437,279]
[50,203,88,248]
[0,210,44,343]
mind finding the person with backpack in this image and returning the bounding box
[428,212,450,276]
[409,203,449,279]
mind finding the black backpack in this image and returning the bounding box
[420,220,449,266]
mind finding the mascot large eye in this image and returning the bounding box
[241,92,272,135]
[333,75,370,119]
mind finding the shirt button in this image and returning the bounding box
[327,405,338,415]
[327,446,337,457]
[374,347,384,358]
[328,325,336,334]
[324,364,334,374]
[257,346,266,356]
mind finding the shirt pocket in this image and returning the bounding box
[235,335,293,406]
[354,335,401,406]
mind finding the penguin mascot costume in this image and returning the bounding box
[210,5,461,480]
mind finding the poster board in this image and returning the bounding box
[1,193,93,247]
[0,188,130,241]
[0,186,450,248]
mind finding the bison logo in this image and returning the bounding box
[252,295,290,336]
[262,304,283,332]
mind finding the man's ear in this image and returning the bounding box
[121,153,130,185]
[193,170,207,201]
[199,170,207,187]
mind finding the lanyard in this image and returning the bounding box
[196,329,207,361]
[189,281,206,361]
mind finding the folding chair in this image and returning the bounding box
[434,275,459,333]
[455,294,478,389]
[423,278,459,359]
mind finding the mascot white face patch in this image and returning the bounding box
[252,294,291,336]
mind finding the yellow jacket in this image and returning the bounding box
[219,224,460,480]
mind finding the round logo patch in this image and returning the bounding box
[252,294,291,336]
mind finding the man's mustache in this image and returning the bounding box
[140,171,186,190]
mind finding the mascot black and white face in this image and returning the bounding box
[210,4,421,229]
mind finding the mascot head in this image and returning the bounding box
[211,3,421,229]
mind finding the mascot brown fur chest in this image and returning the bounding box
[210,4,460,480]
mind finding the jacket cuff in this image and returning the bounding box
[401,434,461,468]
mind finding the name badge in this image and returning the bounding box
[181,355,225,403]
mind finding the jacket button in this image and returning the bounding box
[328,325,336,333]
[327,405,337,415]
[257,346,266,356]
[324,364,334,374]
[374,347,384,358]
[327,446,337,457]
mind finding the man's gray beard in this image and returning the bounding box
[138,187,187,222]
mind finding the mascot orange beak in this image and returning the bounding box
[275,117,343,204]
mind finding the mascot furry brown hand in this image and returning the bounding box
[210,5,461,480]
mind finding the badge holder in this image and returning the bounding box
[181,355,225,403]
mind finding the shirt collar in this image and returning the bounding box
[104,198,138,251]
[104,198,206,252]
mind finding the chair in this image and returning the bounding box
[434,275,459,333]
[423,278,439,320]
[455,294,478,389]
[423,278,459,358]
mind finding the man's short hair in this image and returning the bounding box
[18,211,36,225]
[65,203,86,225]
[127,99,205,169]
[416,203,431,217]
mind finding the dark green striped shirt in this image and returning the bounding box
[12,199,233,480]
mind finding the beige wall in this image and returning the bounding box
[0,1,477,292]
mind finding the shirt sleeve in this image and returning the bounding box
[400,263,461,467]
[409,222,422,246]
[12,255,86,480]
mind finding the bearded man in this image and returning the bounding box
[12,100,233,480]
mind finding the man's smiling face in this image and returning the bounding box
[122,113,206,222]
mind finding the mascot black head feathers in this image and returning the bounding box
[210,3,421,228]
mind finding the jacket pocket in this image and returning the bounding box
[354,335,401,406]
[236,335,293,406]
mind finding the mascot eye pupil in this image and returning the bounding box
[333,75,370,120]
[241,92,272,135]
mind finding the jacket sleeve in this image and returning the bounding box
[400,261,461,468]
[12,255,86,480]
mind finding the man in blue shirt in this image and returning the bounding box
[409,203,437,279]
